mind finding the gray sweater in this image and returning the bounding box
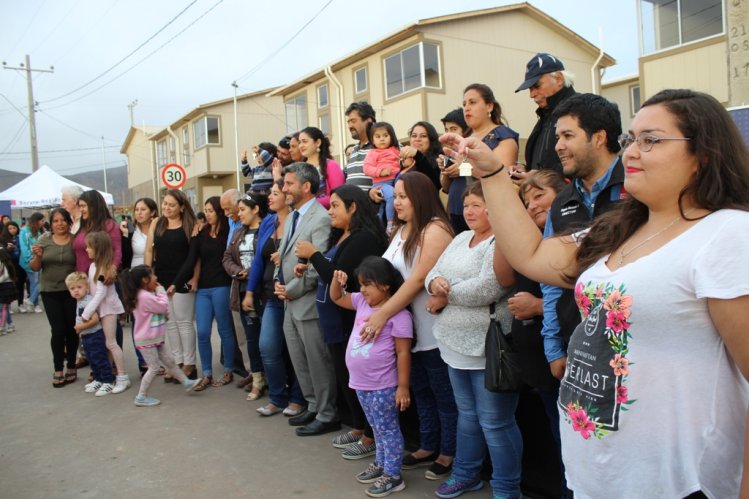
[426,231,512,366]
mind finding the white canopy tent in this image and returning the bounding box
[0,165,114,208]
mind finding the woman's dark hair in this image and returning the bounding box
[408,121,443,160]
[0,247,16,282]
[46,208,73,237]
[119,265,154,313]
[464,83,504,126]
[393,172,452,264]
[519,170,567,204]
[196,211,206,221]
[78,190,112,234]
[0,221,20,244]
[299,126,332,181]
[258,142,278,157]
[440,108,468,135]
[354,255,404,296]
[134,197,158,230]
[201,196,229,240]
[575,88,749,276]
[367,122,399,148]
[154,189,197,240]
[27,212,45,236]
[461,180,485,201]
[326,184,387,250]
[238,191,269,221]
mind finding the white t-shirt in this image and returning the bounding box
[559,209,749,499]
[383,226,437,352]
[131,226,147,268]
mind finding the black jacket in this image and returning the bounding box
[524,85,577,174]
[549,157,626,342]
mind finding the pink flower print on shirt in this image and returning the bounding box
[575,282,593,317]
[603,289,632,317]
[616,385,629,404]
[610,353,630,376]
[567,403,596,439]
[606,310,631,334]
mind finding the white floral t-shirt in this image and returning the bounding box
[559,209,749,499]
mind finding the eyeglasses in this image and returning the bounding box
[617,133,691,153]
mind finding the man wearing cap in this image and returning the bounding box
[516,52,577,174]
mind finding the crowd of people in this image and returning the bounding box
[2,51,748,499]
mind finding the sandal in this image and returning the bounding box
[64,369,77,384]
[211,372,233,387]
[157,366,166,376]
[193,376,213,392]
[52,372,66,388]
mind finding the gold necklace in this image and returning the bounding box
[618,211,690,266]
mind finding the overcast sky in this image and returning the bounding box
[0,0,639,177]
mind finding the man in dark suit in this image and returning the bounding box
[276,162,339,436]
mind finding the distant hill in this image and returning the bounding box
[0,164,130,207]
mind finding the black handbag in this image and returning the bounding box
[484,302,522,392]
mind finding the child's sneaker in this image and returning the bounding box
[366,474,405,498]
[84,380,102,393]
[356,463,384,484]
[34,305,43,313]
[112,374,131,394]
[95,383,114,397]
[134,394,161,407]
[6,324,15,333]
[0,327,6,336]
[182,378,199,392]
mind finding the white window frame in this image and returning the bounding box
[317,83,329,109]
[629,84,641,117]
[354,66,368,94]
[319,113,331,136]
[383,41,442,100]
[284,94,308,134]
[156,139,167,168]
[637,0,725,55]
[193,116,221,149]
[182,126,190,166]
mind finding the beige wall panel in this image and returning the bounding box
[601,79,639,133]
[642,41,728,102]
[124,131,155,188]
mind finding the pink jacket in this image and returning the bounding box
[363,147,400,182]
[82,262,125,320]
[316,159,345,209]
[132,288,169,349]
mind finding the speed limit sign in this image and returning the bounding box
[161,163,186,189]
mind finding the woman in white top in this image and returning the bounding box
[120,197,158,374]
[441,89,749,499]
[364,171,457,480]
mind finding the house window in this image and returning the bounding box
[285,95,308,134]
[639,0,723,54]
[319,113,331,136]
[193,116,220,149]
[384,42,441,99]
[156,139,167,168]
[354,67,367,94]
[182,127,190,166]
[630,85,641,117]
[317,84,329,109]
[168,136,176,163]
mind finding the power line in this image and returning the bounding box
[41,0,226,111]
[235,0,334,84]
[0,120,31,159]
[36,108,118,143]
[2,145,120,155]
[6,0,48,58]
[41,0,199,103]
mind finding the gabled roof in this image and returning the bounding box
[120,125,163,154]
[269,2,616,97]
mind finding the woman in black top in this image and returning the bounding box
[145,189,198,381]
[295,184,388,457]
[174,196,235,390]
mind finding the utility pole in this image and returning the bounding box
[128,99,138,127]
[101,136,108,193]
[232,81,240,190]
[2,55,54,172]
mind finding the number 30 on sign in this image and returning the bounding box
[161,163,186,189]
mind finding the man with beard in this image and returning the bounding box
[343,101,376,190]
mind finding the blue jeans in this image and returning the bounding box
[239,292,263,373]
[80,330,114,384]
[448,367,522,498]
[195,286,235,376]
[374,181,395,221]
[259,299,304,408]
[410,348,457,456]
[26,270,40,306]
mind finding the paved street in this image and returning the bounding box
[0,310,495,499]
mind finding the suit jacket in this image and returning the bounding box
[279,199,331,321]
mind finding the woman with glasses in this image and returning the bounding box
[243,179,305,417]
[173,196,235,391]
[223,192,268,401]
[441,88,749,499]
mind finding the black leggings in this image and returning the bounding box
[41,291,78,372]
[329,340,373,438]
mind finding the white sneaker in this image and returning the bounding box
[18,304,28,313]
[85,380,103,393]
[34,305,42,313]
[95,383,115,397]
[0,327,6,336]
[5,324,14,333]
[112,375,131,394]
